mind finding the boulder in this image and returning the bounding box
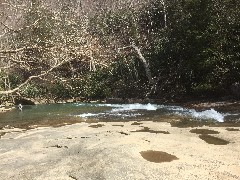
[14,98,35,105]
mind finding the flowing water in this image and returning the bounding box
[0,103,240,129]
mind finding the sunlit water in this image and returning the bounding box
[0,103,239,129]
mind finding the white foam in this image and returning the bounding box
[76,113,104,118]
[75,103,123,108]
[111,103,158,112]
[96,104,123,108]
[74,103,158,110]
[76,112,141,118]
[189,108,224,122]
[110,113,142,117]
[74,103,225,122]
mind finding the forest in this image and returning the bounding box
[0,0,239,104]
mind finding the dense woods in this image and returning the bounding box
[0,0,239,104]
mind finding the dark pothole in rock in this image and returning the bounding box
[190,128,220,134]
[199,134,229,145]
[88,124,105,128]
[140,150,178,163]
[131,127,170,134]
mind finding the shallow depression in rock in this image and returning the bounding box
[225,128,239,131]
[88,124,105,128]
[190,128,220,134]
[199,134,230,145]
[131,127,170,134]
[140,150,178,163]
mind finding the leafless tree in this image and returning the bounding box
[0,0,110,97]
[0,0,167,99]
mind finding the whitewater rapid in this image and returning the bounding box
[75,103,226,122]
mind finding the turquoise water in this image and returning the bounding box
[0,103,239,129]
[0,103,111,128]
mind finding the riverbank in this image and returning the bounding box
[0,121,239,180]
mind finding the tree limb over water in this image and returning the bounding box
[0,59,70,95]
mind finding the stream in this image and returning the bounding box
[0,103,240,129]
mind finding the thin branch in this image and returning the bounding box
[0,47,27,54]
[0,65,14,70]
[1,2,28,11]
[0,17,43,33]
[117,45,132,52]
[0,22,15,32]
[0,31,7,38]
[0,44,51,54]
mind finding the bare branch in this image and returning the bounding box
[0,44,52,54]
[160,0,167,28]
[0,65,14,70]
[1,2,28,11]
[0,47,27,54]
[0,22,15,32]
[0,17,44,33]
[0,59,71,95]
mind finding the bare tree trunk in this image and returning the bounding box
[161,0,167,28]
[7,74,15,102]
[131,43,154,84]
[90,57,96,72]
[87,50,96,72]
